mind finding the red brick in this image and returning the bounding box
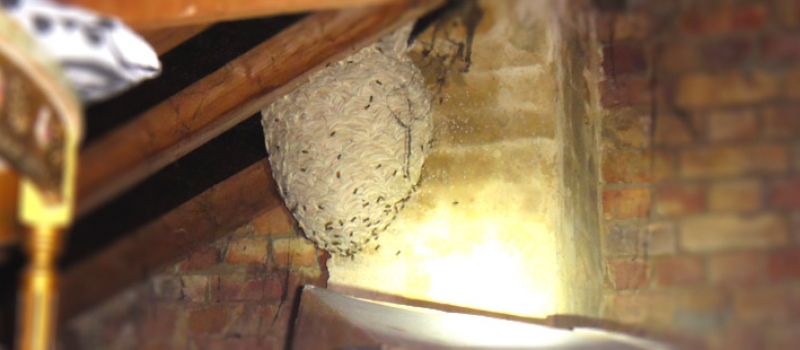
[676,70,780,109]
[140,339,175,350]
[602,188,651,220]
[794,211,800,244]
[191,336,281,350]
[262,273,287,301]
[709,324,766,350]
[602,149,651,184]
[272,237,318,268]
[652,150,678,182]
[233,224,251,237]
[227,304,277,337]
[763,104,800,139]
[778,0,800,27]
[761,33,800,63]
[793,143,800,173]
[790,284,800,316]
[655,184,706,217]
[731,4,770,29]
[680,213,789,252]
[253,207,295,236]
[601,112,651,150]
[681,6,728,35]
[681,4,769,35]
[706,110,758,142]
[786,65,800,99]
[654,113,698,146]
[603,221,677,256]
[681,144,788,178]
[673,289,729,334]
[768,249,800,281]
[596,12,652,42]
[734,286,790,323]
[676,288,730,312]
[178,246,220,272]
[605,292,676,327]
[661,40,700,74]
[139,304,178,338]
[211,276,266,302]
[700,36,753,68]
[225,238,268,265]
[653,255,706,287]
[267,300,295,330]
[606,258,649,290]
[647,221,678,255]
[602,44,647,77]
[708,179,762,213]
[765,324,800,350]
[188,305,229,335]
[603,222,643,256]
[600,77,652,109]
[708,251,767,286]
[771,178,800,209]
[149,275,182,301]
[181,275,208,302]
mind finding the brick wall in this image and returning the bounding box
[63,206,328,350]
[597,0,800,348]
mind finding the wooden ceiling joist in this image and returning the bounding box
[76,0,445,217]
[138,24,212,55]
[62,0,403,29]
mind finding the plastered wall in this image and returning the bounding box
[328,0,603,319]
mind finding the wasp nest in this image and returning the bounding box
[261,25,432,256]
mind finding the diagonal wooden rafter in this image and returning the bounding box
[76,0,445,217]
[138,24,212,55]
[61,0,405,29]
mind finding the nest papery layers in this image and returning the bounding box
[261,26,432,255]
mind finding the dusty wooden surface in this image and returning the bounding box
[60,160,281,321]
[139,24,211,55]
[62,0,401,29]
[76,0,445,217]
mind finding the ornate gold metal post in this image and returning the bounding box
[0,10,82,349]
[14,133,78,350]
[16,226,63,350]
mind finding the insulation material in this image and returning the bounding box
[261,25,432,256]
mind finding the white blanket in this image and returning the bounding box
[1,0,161,103]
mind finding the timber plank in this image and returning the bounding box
[63,0,400,29]
[76,0,444,216]
[138,24,211,55]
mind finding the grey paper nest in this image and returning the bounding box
[261,25,432,256]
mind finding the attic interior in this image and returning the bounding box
[1,0,799,349]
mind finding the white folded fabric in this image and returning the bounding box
[1,0,161,103]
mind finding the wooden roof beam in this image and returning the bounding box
[76,0,445,217]
[61,0,406,29]
[138,24,212,55]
